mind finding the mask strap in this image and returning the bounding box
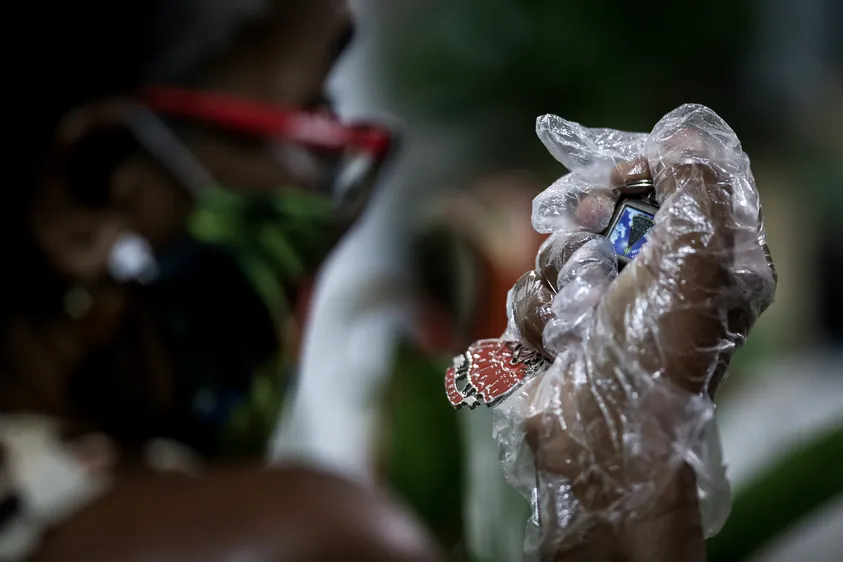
[108,108,215,284]
[124,106,215,197]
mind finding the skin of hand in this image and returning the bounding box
[504,107,777,561]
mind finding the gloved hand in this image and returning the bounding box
[494,104,777,561]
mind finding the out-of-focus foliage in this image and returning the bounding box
[378,0,753,169]
[363,1,843,559]
[382,341,465,549]
[708,425,843,561]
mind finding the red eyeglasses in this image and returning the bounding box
[142,86,394,159]
[131,86,399,219]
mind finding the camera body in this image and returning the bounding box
[601,179,659,270]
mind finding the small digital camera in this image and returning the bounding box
[601,179,659,270]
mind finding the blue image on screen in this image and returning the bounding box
[608,205,656,260]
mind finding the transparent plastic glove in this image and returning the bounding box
[495,104,777,561]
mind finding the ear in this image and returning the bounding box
[55,99,147,207]
[66,434,117,476]
[30,99,145,283]
[55,99,140,152]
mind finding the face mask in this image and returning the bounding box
[185,183,341,318]
[108,94,399,449]
[121,90,397,319]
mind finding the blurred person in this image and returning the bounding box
[1,0,442,560]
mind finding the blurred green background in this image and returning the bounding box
[312,1,843,560]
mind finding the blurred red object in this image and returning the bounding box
[416,172,546,352]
